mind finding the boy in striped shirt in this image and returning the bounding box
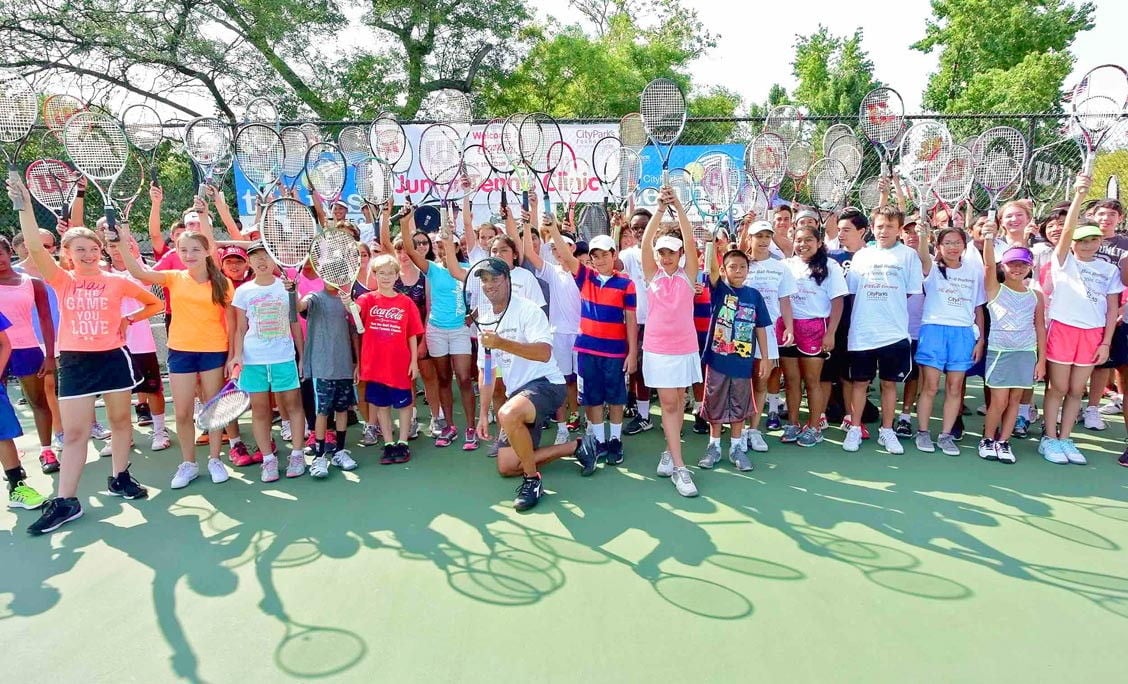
[546,224,638,466]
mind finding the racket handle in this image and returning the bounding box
[500,189,508,209]
[880,159,890,179]
[987,208,997,225]
[288,289,298,323]
[8,167,23,211]
[1083,152,1096,176]
[150,165,161,188]
[197,182,207,200]
[543,190,552,219]
[349,302,364,334]
[661,169,670,188]
[484,347,493,378]
[521,190,529,211]
[104,205,121,242]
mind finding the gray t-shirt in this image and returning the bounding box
[302,289,354,380]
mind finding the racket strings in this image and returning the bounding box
[25,160,74,213]
[279,127,309,177]
[199,392,251,429]
[699,155,741,208]
[0,83,38,142]
[809,158,848,209]
[765,105,804,149]
[973,127,1027,192]
[110,154,145,204]
[305,143,347,198]
[337,125,370,165]
[747,134,786,188]
[619,113,648,150]
[244,97,279,125]
[933,146,974,204]
[640,79,687,144]
[184,118,231,165]
[62,113,128,179]
[355,158,393,204]
[857,176,882,211]
[262,199,318,267]
[42,95,83,134]
[311,231,361,288]
[235,125,284,187]
[859,88,904,144]
[419,125,463,184]
[785,141,813,179]
[592,136,624,184]
[370,118,407,165]
[122,105,163,152]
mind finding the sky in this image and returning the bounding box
[536,0,1128,112]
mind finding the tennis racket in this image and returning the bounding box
[111,152,146,222]
[304,142,348,216]
[823,123,855,155]
[122,103,163,187]
[369,114,408,166]
[261,197,319,269]
[858,87,905,178]
[310,228,364,333]
[519,112,564,216]
[483,117,516,209]
[549,142,591,225]
[764,105,804,150]
[61,112,130,241]
[417,122,465,232]
[424,89,473,142]
[461,143,493,204]
[196,373,251,432]
[930,144,975,225]
[1026,139,1082,205]
[745,132,787,207]
[807,157,850,223]
[300,123,323,146]
[899,120,952,193]
[0,77,39,210]
[640,78,688,187]
[25,159,79,220]
[463,257,512,379]
[42,94,84,142]
[695,152,743,229]
[1070,64,1128,174]
[620,113,648,152]
[591,135,625,206]
[355,158,394,214]
[577,204,611,241]
[243,97,279,127]
[337,125,370,168]
[500,113,535,210]
[184,116,232,199]
[828,133,864,185]
[235,123,285,212]
[971,126,1028,224]
[856,176,882,212]
[279,126,310,192]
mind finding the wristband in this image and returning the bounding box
[76,190,85,198]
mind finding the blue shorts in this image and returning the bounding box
[6,346,45,377]
[577,352,628,407]
[0,391,22,441]
[915,324,976,373]
[168,349,228,374]
[314,378,355,416]
[365,382,413,409]
[239,361,300,393]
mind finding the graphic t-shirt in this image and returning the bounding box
[357,291,424,389]
[846,243,924,351]
[232,278,296,365]
[46,269,153,352]
[1049,252,1124,329]
[703,279,772,378]
[920,262,986,328]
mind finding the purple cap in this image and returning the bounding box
[1000,246,1033,265]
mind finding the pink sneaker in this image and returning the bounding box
[462,427,479,451]
[229,442,255,467]
[261,457,279,482]
[435,425,458,447]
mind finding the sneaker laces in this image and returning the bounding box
[516,476,540,498]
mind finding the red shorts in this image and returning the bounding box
[1046,320,1103,366]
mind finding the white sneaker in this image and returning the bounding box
[280,420,292,442]
[90,421,111,440]
[52,432,64,450]
[331,449,358,471]
[842,425,863,452]
[261,456,280,482]
[878,427,904,455]
[746,429,769,452]
[1083,406,1107,431]
[1099,398,1123,415]
[309,456,330,479]
[672,467,698,497]
[915,431,935,453]
[171,461,199,489]
[1060,439,1088,465]
[285,452,306,478]
[656,451,674,477]
[554,428,570,446]
[207,458,229,483]
[151,428,171,451]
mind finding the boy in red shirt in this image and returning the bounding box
[357,254,423,464]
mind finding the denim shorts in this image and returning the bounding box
[168,349,228,374]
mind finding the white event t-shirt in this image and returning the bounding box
[846,243,924,351]
[784,256,848,319]
[232,278,296,365]
[921,262,986,328]
[746,257,799,322]
[537,262,581,335]
[1048,252,1124,329]
[478,295,566,393]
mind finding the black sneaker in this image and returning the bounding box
[107,466,148,500]
[951,414,965,441]
[604,438,624,465]
[624,416,653,435]
[513,475,543,511]
[136,402,153,427]
[575,435,599,476]
[894,418,913,438]
[27,497,83,535]
[393,442,411,464]
[380,444,395,465]
[692,413,709,434]
[1119,445,1128,468]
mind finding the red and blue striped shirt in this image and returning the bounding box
[574,265,637,358]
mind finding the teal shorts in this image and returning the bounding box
[239,361,300,393]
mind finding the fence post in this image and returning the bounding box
[1027,115,1038,153]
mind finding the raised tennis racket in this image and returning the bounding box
[577,204,611,240]
[899,120,952,193]
[971,126,1027,224]
[828,133,864,185]
[764,105,804,150]
[184,116,232,199]
[369,114,408,166]
[304,142,348,216]
[807,157,850,223]
[42,94,84,142]
[461,143,493,204]
[501,113,535,210]
[261,197,319,269]
[822,124,855,155]
[122,103,163,187]
[745,132,787,207]
[62,111,130,241]
[620,113,648,152]
[1070,64,1128,174]
[0,77,39,210]
[550,142,591,225]
[856,176,882,212]
[1109,175,1120,201]
[300,123,323,146]
[196,373,251,432]
[243,97,279,127]
[355,158,394,214]
[424,89,473,142]
[310,228,364,333]
[337,125,370,168]
[859,87,905,178]
[111,152,146,222]
[695,152,743,228]
[417,122,465,232]
[640,78,687,187]
[519,112,564,216]
[279,126,309,191]
[25,159,79,220]
[463,257,512,379]
[1026,139,1082,204]
[235,123,285,212]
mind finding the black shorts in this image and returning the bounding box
[1101,321,1128,369]
[820,347,849,383]
[58,348,140,399]
[846,339,913,383]
[904,339,920,381]
[130,352,163,394]
[498,378,566,449]
[314,378,355,415]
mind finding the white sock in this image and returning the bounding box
[228,437,242,447]
[263,452,277,462]
[281,419,291,431]
[291,448,303,458]
[693,400,703,413]
[1018,404,1031,420]
[768,394,780,413]
[708,436,720,447]
[610,422,622,440]
[598,421,609,442]
[899,413,910,424]
[637,400,650,419]
[736,433,748,448]
[153,414,166,431]
[585,423,598,438]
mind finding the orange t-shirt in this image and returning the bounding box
[46,269,152,352]
[164,270,233,352]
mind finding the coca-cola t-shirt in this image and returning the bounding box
[357,291,424,389]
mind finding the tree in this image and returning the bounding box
[790,26,881,118]
[912,0,1095,113]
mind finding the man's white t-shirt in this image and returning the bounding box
[1049,252,1124,329]
[784,256,849,319]
[478,295,566,393]
[921,262,987,328]
[847,243,925,351]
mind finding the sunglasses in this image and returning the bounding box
[413,240,430,248]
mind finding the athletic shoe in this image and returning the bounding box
[435,425,458,447]
[360,424,380,446]
[90,421,111,440]
[604,438,624,466]
[52,432,64,450]
[1083,406,1106,431]
[729,443,753,471]
[878,428,904,455]
[894,418,914,438]
[817,413,828,431]
[1013,416,1030,438]
[698,442,723,469]
[996,441,1016,464]
[303,432,318,455]
[513,475,543,511]
[393,442,412,464]
[657,451,674,477]
[746,429,769,452]
[692,414,709,434]
[554,428,571,446]
[1119,445,1128,467]
[136,403,153,427]
[1060,439,1087,465]
[672,467,699,497]
[780,424,801,443]
[915,431,935,453]
[261,457,280,482]
[170,461,199,489]
[151,428,171,452]
[796,427,823,448]
[566,412,582,432]
[1040,438,1069,465]
[107,466,148,499]
[859,424,871,440]
[207,458,229,483]
[1099,398,1123,415]
[285,453,306,478]
[381,445,395,465]
[252,441,275,465]
[331,449,358,470]
[279,421,292,442]
[625,416,653,435]
[462,428,479,451]
[842,425,863,452]
[951,420,964,441]
[39,448,59,474]
[27,497,83,535]
[428,418,441,438]
[309,456,330,479]
[8,482,47,510]
[978,438,998,460]
[229,442,255,467]
[975,404,988,416]
[195,431,210,445]
[575,434,599,476]
[766,411,782,431]
[937,433,960,457]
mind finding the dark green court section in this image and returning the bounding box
[2,389,1127,682]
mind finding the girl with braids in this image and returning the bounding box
[781,225,848,447]
[115,232,236,489]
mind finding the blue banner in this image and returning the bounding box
[638,143,746,188]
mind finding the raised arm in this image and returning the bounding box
[1056,174,1092,266]
[148,184,167,255]
[672,189,698,284]
[982,221,1001,300]
[640,191,666,281]
[378,200,395,254]
[522,209,546,271]
[10,180,62,282]
[400,207,432,273]
[440,233,468,281]
[545,215,580,275]
[113,239,171,285]
[916,222,933,276]
[208,186,245,239]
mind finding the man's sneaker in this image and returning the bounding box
[435,425,458,447]
[842,425,863,452]
[1099,398,1123,415]
[915,431,935,453]
[90,421,111,440]
[107,466,148,499]
[766,411,782,431]
[978,438,998,460]
[817,413,828,431]
[796,427,823,447]
[566,412,582,432]
[170,461,199,489]
[937,433,960,457]
[1013,416,1030,438]
[625,416,653,435]
[393,443,411,464]
[408,418,421,440]
[331,449,359,470]
[285,453,306,478]
[136,403,153,427]
[151,428,171,452]
[657,451,674,477]
[229,442,254,467]
[1060,439,1087,465]
[360,424,380,446]
[698,442,723,469]
[27,497,83,535]
[261,457,280,482]
[462,428,479,451]
[1083,406,1107,431]
[513,475,543,511]
[280,421,292,442]
[575,434,599,476]
[1040,438,1069,464]
[672,467,699,497]
[746,429,769,452]
[8,482,47,509]
[692,413,709,434]
[310,456,330,479]
[39,448,60,474]
[729,443,753,471]
[878,428,904,455]
[1119,445,1128,467]
[996,441,1016,464]
[604,438,624,465]
[207,458,229,483]
[380,444,396,465]
[780,424,801,443]
[894,418,913,438]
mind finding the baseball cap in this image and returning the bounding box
[654,235,683,252]
[589,235,616,253]
[182,211,201,225]
[218,246,248,261]
[795,210,819,224]
[750,220,775,235]
[245,241,268,255]
[1000,246,1034,265]
[472,256,510,278]
[560,233,577,246]
[1073,225,1103,241]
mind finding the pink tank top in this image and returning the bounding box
[0,275,42,349]
[643,268,698,355]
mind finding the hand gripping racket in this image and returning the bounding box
[859,87,905,178]
[1069,64,1128,175]
[971,126,1027,224]
[310,228,364,333]
[0,77,39,210]
[122,103,164,187]
[235,123,285,213]
[196,370,251,432]
[184,116,232,199]
[640,78,688,187]
[62,111,130,241]
[463,257,512,379]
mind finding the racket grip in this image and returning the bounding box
[150,165,161,188]
[104,206,121,242]
[349,303,364,334]
[986,208,997,225]
[484,348,493,378]
[288,289,298,323]
[661,169,670,188]
[500,189,508,209]
[542,191,552,219]
[7,167,23,210]
[197,182,206,200]
[521,190,529,211]
[1083,153,1096,177]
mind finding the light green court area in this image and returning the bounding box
[2,392,1127,683]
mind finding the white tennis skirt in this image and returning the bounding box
[643,350,703,388]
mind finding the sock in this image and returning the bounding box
[708,436,720,447]
[768,394,780,413]
[736,433,748,448]
[594,421,607,443]
[5,467,26,491]
[899,413,910,424]
[316,439,326,456]
[263,452,277,462]
[693,400,703,414]
[229,436,242,447]
[281,419,291,433]
[586,422,599,438]
[153,414,166,431]
[637,400,650,420]
[610,422,622,440]
[335,430,347,448]
[1019,404,1031,420]
[291,448,303,459]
